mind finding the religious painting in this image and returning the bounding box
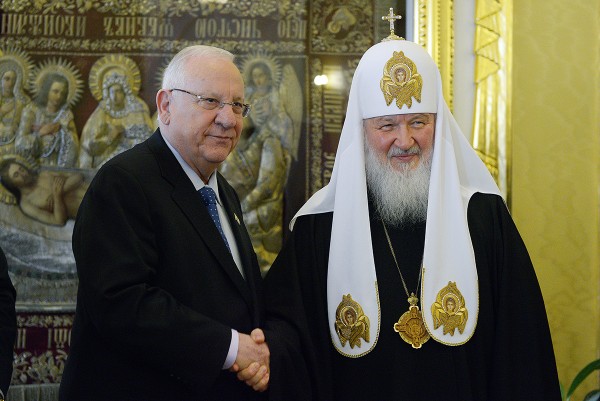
[220,52,303,273]
[79,55,154,169]
[0,53,100,313]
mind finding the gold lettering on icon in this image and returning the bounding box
[1,14,86,37]
[277,18,307,40]
[47,328,71,349]
[103,17,174,38]
[194,18,261,39]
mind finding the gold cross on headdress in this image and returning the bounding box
[382,8,404,41]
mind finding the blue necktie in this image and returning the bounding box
[198,186,231,252]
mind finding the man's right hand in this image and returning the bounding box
[231,328,270,392]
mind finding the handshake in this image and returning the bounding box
[230,328,270,392]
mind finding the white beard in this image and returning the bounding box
[364,141,432,226]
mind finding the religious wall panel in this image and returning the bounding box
[0,0,405,388]
[0,0,312,308]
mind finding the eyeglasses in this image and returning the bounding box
[170,88,251,117]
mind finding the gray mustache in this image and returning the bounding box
[388,145,421,157]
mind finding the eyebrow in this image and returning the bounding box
[206,92,246,102]
[408,113,432,120]
[370,116,396,124]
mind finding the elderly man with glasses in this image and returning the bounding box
[60,45,269,401]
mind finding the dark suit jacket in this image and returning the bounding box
[59,130,266,401]
[0,247,16,397]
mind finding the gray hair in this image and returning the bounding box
[162,45,234,90]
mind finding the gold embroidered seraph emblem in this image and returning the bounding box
[431,281,468,335]
[380,51,423,110]
[335,294,370,349]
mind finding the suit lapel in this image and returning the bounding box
[147,131,253,307]
[217,175,253,281]
[217,173,263,327]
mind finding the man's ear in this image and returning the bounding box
[156,89,171,125]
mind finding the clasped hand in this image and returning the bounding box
[230,328,270,392]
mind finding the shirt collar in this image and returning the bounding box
[162,132,223,205]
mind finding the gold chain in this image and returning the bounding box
[381,221,422,298]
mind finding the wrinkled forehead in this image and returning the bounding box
[183,56,244,95]
[183,56,242,81]
[352,40,439,119]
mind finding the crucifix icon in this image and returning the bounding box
[382,8,404,41]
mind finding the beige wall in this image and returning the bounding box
[512,0,599,397]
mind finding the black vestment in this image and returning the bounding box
[264,193,561,401]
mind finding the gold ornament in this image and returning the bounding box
[393,292,430,349]
[431,281,468,335]
[381,8,404,41]
[335,294,370,349]
[88,54,142,102]
[30,58,83,108]
[0,46,33,94]
[382,222,429,349]
[380,51,423,110]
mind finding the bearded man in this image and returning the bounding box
[241,34,562,401]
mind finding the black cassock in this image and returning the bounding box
[264,193,561,401]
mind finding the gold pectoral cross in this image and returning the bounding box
[393,293,430,349]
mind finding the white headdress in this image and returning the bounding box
[291,38,501,356]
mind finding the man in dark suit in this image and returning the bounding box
[59,45,269,400]
[0,246,16,401]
